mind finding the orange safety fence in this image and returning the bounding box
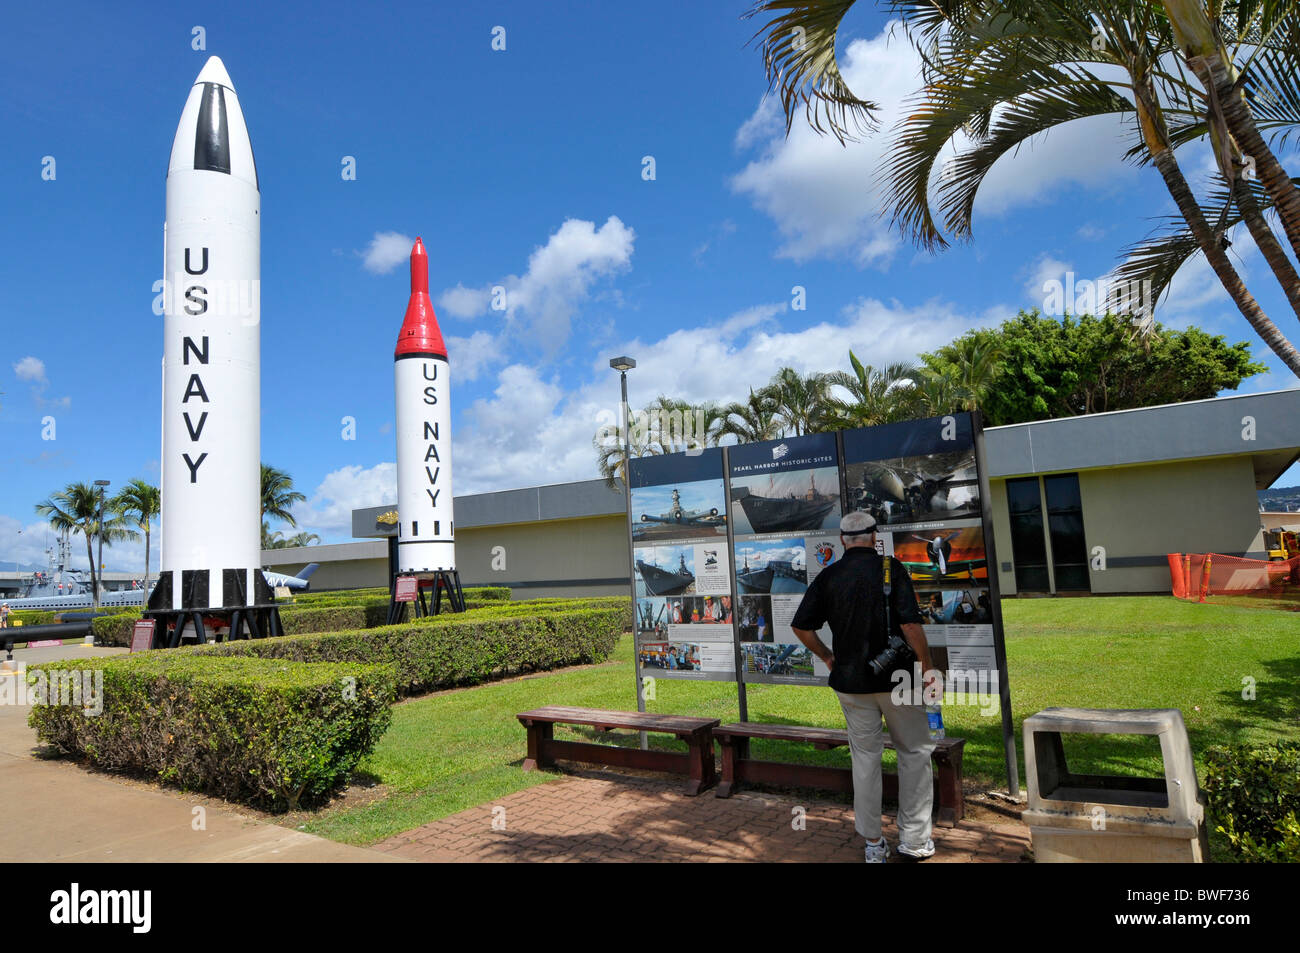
[1168,552,1300,601]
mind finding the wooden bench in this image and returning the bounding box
[517,706,720,796]
[713,723,967,826]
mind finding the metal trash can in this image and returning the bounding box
[1023,708,1208,862]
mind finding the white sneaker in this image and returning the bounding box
[897,839,935,860]
[864,838,890,863]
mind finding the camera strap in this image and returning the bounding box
[882,555,892,635]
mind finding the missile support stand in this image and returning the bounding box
[386,570,466,625]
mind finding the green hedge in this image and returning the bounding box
[182,607,622,696]
[91,612,144,647]
[1204,741,1300,862]
[7,609,58,627]
[286,585,511,607]
[27,654,395,811]
[280,604,386,634]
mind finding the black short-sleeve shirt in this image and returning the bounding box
[790,546,922,694]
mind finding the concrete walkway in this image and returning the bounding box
[375,767,1033,863]
[0,643,401,863]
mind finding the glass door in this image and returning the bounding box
[1006,477,1050,592]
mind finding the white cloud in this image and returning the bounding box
[731,25,1136,265]
[438,283,492,319]
[360,232,415,275]
[298,463,397,535]
[0,516,156,576]
[1025,255,1075,312]
[13,356,47,386]
[446,330,502,383]
[11,354,70,408]
[448,297,987,496]
[434,216,635,350]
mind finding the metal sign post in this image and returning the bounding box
[973,411,1021,797]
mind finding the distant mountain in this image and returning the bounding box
[1260,486,1300,511]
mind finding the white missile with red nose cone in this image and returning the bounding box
[151,56,269,615]
[394,238,456,573]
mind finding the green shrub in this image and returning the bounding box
[27,654,395,811]
[462,586,511,602]
[1203,741,1300,862]
[92,612,144,647]
[184,607,622,696]
[8,610,57,627]
[279,604,389,634]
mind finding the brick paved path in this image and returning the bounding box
[374,768,1031,863]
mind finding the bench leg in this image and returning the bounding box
[934,750,965,827]
[716,738,740,798]
[522,722,554,772]
[682,730,716,797]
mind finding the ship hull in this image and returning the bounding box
[636,560,694,596]
[739,494,837,534]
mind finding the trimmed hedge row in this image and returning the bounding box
[92,611,144,647]
[7,609,58,627]
[1204,741,1300,862]
[181,606,622,696]
[288,585,511,607]
[27,654,395,811]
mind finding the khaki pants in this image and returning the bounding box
[835,690,935,846]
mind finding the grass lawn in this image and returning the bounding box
[302,596,1299,846]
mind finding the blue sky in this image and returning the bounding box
[2,0,1297,572]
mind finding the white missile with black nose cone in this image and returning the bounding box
[394,238,456,573]
[150,56,270,616]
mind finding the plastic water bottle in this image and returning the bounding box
[926,704,945,740]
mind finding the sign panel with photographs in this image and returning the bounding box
[728,432,842,685]
[630,449,736,681]
[621,412,1016,790]
[842,414,997,688]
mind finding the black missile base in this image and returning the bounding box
[386,569,466,625]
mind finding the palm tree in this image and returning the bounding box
[921,336,1003,412]
[746,0,1300,376]
[35,482,137,611]
[269,531,321,550]
[911,366,966,418]
[593,397,726,488]
[718,387,784,443]
[824,352,922,427]
[767,367,834,436]
[261,521,285,551]
[111,479,160,598]
[261,463,306,530]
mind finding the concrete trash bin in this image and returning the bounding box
[1023,708,1208,863]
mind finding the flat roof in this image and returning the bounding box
[352,478,626,537]
[351,390,1300,536]
[983,388,1300,486]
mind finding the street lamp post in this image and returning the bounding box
[609,356,645,749]
[94,479,110,609]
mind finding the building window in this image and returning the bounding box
[1044,474,1090,592]
[1007,477,1050,592]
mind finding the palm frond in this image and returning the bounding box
[744,0,879,143]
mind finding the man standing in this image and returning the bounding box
[791,511,939,863]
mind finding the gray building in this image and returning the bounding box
[260,389,1300,599]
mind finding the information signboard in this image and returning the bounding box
[130,619,156,653]
[394,575,419,602]
[629,448,735,681]
[621,411,1019,792]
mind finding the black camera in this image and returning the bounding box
[868,633,914,676]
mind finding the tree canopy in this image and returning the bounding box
[929,310,1266,425]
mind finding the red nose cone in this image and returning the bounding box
[395,237,447,359]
